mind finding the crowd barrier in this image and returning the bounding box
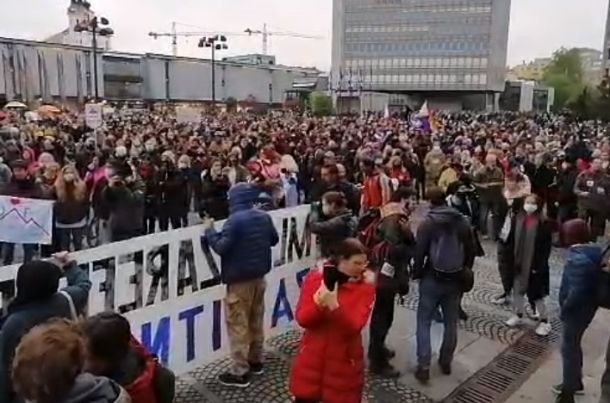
[0,205,316,376]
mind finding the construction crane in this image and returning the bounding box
[149,22,322,56]
[244,23,322,55]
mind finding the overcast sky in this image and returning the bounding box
[0,0,607,69]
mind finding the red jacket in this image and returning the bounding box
[124,337,158,403]
[289,268,375,403]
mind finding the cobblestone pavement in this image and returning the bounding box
[175,207,568,403]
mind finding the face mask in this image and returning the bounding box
[523,203,537,214]
[63,173,75,182]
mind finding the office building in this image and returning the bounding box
[604,0,610,76]
[331,0,512,111]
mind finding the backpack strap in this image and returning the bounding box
[59,290,78,320]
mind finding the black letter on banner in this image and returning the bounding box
[117,251,144,314]
[287,215,311,263]
[145,245,169,306]
[274,218,288,268]
[177,239,198,296]
[0,279,15,315]
[198,237,221,289]
[91,257,116,311]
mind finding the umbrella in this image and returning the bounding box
[4,101,27,109]
[38,105,62,114]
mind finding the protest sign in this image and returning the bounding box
[0,196,54,245]
[0,205,315,375]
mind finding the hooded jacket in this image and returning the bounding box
[0,263,92,403]
[60,373,131,403]
[559,244,604,318]
[205,184,279,285]
[413,205,475,279]
[289,267,375,403]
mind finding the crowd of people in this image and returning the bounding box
[1,107,610,403]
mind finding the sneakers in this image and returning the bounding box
[551,384,584,395]
[414,367,430,384]
[370,363,401,378]
[218,372,250,388]
[555,392,576,403]
[492,294,511,305]
[382,347,396,360]
[505,315,523,327]
[527,310,540,320]
[535,322,552,337]
[249,362,264,376]
[439,361,452,375]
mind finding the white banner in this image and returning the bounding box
[0,205,315,376]
[0,196,54,245]
[175,107,201,124]
[85,103,103,129]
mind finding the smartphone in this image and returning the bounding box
[323,265,349,290]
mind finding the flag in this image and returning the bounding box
[384,105,390,118]
[410,101,432,133]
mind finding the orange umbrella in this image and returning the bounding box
[38,105,62,115]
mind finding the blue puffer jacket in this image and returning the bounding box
[205,183,279,285]
[559,244,604,318]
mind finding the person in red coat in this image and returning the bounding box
[290,238,376,403]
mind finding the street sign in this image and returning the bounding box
[85,103,103,129]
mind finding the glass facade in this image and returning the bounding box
[605,0,610,74]
[333,0,510,92]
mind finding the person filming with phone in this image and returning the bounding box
[289,238,376,403]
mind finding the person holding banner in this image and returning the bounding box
[0,252,92,403]
[204,183,279,388]
[290,238,375,403]
[0,159,45,265]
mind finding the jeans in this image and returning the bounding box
[479,201,498,239]
[368,283,396,366]
[416,275,461,369]
[2,243,37,265]
[57,227,85,251]
[561,308,597,393]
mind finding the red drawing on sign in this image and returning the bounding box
[0,207,50,236]
[10,198,21,205]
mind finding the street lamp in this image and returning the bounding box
[75,17,113,101]
[198,35,228,105]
